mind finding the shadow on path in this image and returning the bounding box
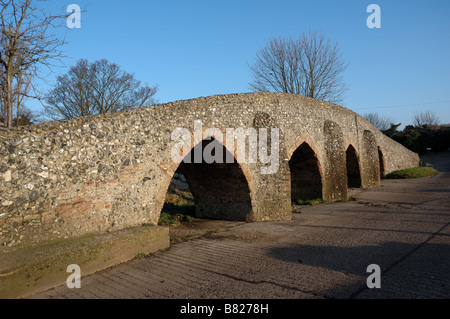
[267,239,450,298]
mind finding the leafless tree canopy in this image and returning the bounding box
[413,110,440,128]
[44,59,158,120]
[363,112,395,131]
[248,31,348,104]
[0,0,68,128]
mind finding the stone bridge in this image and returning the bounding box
[0,93,419,250]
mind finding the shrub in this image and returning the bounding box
[385,167,438,179]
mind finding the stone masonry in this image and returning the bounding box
[0,93,420,250]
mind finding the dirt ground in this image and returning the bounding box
[167,218,245,243]
[167,202,315,244]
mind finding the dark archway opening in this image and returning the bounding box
[346,145,362,188]
[163,138,252,222]
[289,142,323,202]
[378,147,385,179]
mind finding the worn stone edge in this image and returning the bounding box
[0,225,170,299]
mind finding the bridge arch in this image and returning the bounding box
[288,136,324,202]
[345,144,362,188]
[378,146,386,178]
[155,133,257,223]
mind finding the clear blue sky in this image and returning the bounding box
[31,0,450,126]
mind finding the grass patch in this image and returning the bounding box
[385,167,439,179]
[159,190,196,226]
[134,253,147,259]
[159,182,199,226]
[296,198,328,206]
[158,212,181,226]
[336,196,359,203]
[158,211,195,226]
[141,223,154,227]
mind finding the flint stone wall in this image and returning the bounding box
[0,93,419,250]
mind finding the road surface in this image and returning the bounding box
[32,153,450,299]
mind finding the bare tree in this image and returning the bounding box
[248,31,348,104]
[364,112,395,131]
[0,0,68,128]
[44,59,158,120]
[413,110,440,128]
[0,72,32,122]
[0,104,38,126]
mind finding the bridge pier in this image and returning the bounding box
[360,130,381,188]
[322,120,348,202]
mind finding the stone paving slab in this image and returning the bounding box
[0,226,169,299]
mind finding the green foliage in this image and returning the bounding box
[382,124,450,154]
[160,187,196,226]
[385,167,439,179]
[158,211,195,226]
[158,212,181,225]
[383,123,402,137]
[296,198,328,206]
[141,223,154,227]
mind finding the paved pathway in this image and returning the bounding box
[32,154,450,299]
